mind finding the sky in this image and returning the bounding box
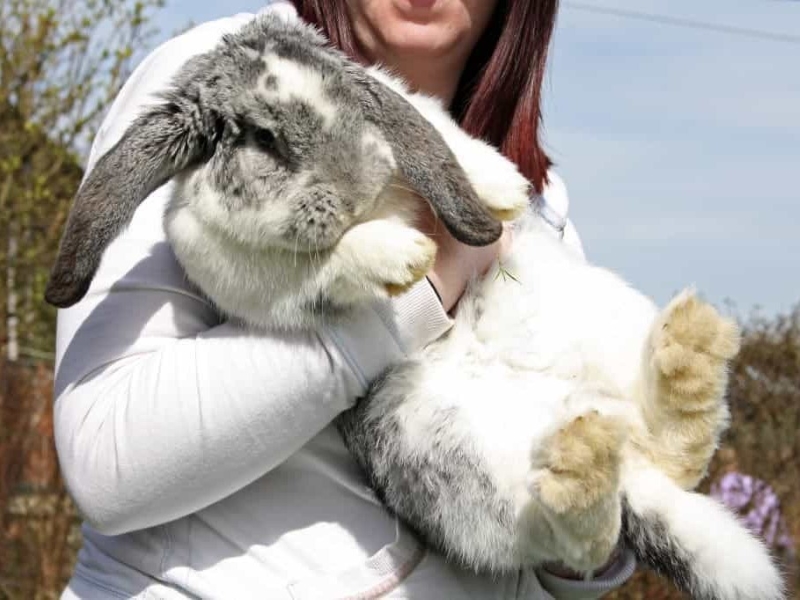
[154,0,800,316]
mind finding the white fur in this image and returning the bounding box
[262,54,339,128]
[360,130,396,171]
[177,167,300,250]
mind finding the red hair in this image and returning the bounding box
[290,0,559,193]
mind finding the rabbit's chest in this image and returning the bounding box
[469,270,597,381]
[466,241,654,396]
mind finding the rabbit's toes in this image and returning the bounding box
[331,221,436,302]
[529,411,624,515]
[462,151,530,221]
[651,288,741,412]
[379,232,437,297]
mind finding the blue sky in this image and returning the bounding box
[155,1,799,316]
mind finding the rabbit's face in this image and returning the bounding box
[46,14,502,309]
[179,52,398,253]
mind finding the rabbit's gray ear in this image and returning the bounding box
[358,77,502,247]
[45,102,215,308]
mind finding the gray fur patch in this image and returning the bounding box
[621,497,712,599]
[337,360,519,572]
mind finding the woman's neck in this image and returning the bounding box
[367,49,469,107]
[393,59,463,106]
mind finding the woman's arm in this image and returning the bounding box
[53,17,452,536]
[55,286,448,535]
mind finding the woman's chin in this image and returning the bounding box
[380,20,462,57]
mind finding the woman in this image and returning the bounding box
[55,1,637,597]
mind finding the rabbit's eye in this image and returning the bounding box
[253,127,277,153]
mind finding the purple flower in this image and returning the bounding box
[711,472,795,556]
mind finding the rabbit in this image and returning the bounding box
[44,14,527,328]
[44,13,784,600]
[338,204,785,599]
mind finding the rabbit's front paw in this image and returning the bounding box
[467,160,530,222]
[450,139,530,222]
[330,221,436,302]
[651,289,740,412]
[379,231,438,297]
[528,411,624,572]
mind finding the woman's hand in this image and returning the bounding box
[417,201,510,312]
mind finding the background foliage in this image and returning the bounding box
[0,0,162,361]
[0,1,796,598]
[0,0,162,597]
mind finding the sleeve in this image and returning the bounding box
[537,548,637,599]
[52,22,452,537]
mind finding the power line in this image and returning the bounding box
[563,2,800,45]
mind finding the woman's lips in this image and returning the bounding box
[405,0,437,9]
[392,0,440,21]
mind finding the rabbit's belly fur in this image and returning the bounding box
[469,216,659,403]
[341,214,658,571]
[401,215,658,567]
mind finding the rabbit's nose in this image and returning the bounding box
[283,186,351,250]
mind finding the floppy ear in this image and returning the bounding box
[44,101,215,308]
[357,74,503,247]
